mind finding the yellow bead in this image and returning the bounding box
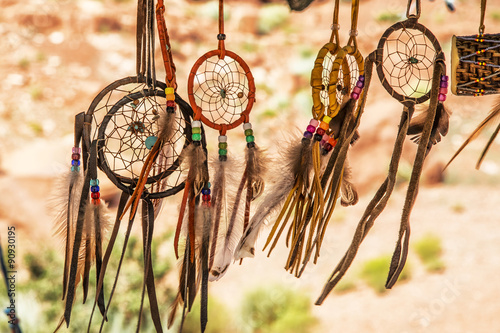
[322,115,332,124]
[165,87,175,95]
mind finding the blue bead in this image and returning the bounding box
[201,188,211,195]
[145,136,158,150]
[71,166,80,172]
[91,185,100,193]
[71,159,80,166]
[90,179,99,186]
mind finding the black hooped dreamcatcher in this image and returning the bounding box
[316,0,451,304]
[54,0,197,332]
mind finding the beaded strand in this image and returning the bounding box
[218,135,227,161]
[438,75,448,102]
[243,122,255,148]
[201,183,211,207]
[165,87,176,114]
[71,147,81,172]
[90,178,101,205]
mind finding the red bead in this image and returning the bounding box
[72,153,80,160]
[316,128,326,136]
[352,86,362,94]
[167,100,175,107]
[91,192,100,199]
[202,194,211,202]
[92,198,101,205]
[351,92,359,100]
[328,137,337,147]
[439,87,447,95]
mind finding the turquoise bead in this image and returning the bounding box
[192,133,201,141]
[145,136,157,149]
[219,149,227,156]
[90,179,99,186]
[71,166,80,172]
[245,135,255,143]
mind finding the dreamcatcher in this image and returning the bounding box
[167,0,260,331]
[235,0,364,278]
[316,0,450,304]
[447,0,500,169]
[54,0,194,331]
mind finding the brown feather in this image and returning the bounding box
[340,158,358,207]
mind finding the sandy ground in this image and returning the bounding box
[1,0,500,332]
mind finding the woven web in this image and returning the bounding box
[192,56,250,126]
[99,93,186,194]
[382,27,437,98]
[320,51,336,113]
[90,81,151,141]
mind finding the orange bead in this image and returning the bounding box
[319,121,329,131]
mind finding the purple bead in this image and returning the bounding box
[303,131,313,139]
[440,81,448,88]
[438,94,446,102]
[358,75,365,82]
[353,86,362,94]
[356,81,364,88]
[309,119,319,127]
[351,92,359,100]
[72,147,81,154]
[441,75,449,82]
[306,125,316,133]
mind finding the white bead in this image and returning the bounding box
[192,120,201,127]
[243,122,252,130]
[218,135,227,142]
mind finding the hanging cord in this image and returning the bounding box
[218,0,226,58]
[328,0,340,43]
[156,0,177,89]
[347,0,359,49]
[479,0,487,34]
[136,0,146,76]
[1,240,21,333]
[406,0,421,19]
[145,0,156,87]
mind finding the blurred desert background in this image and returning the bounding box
[1,0,500,332]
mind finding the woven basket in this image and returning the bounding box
[451,33,500,96]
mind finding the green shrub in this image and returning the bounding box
[257,5,289,35]
[414,234,446,272]
[241,285,318,333]
[360,255,412,294]
[181,297,235,333]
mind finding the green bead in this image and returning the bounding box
[219,149,227,156]
[192,133,201,141]
[192,127,201,134]
[218,142,227,149]
[244,129,253,136]
[245,135,255,143]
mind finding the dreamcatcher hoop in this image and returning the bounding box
[375,19,442,105]
[96,86,192,199]
[188,49,256,132]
